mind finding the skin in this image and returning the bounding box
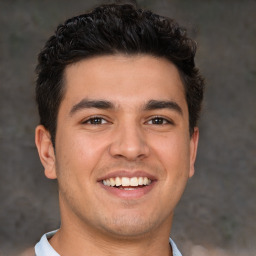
[35,54,199,256]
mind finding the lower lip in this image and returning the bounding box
[99,182,156,199]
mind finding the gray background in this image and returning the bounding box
[0,0,255,255]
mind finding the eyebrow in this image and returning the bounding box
[70,99,114,116]
[143,100,183,115]
[69,98,183,116]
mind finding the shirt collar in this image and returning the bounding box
[35,230,182,256]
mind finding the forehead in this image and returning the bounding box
[62,54,186,111]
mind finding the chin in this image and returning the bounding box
[99,214,161,238]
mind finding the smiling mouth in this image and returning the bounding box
[102,177,152,190]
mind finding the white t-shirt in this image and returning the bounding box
[35,230,182,256]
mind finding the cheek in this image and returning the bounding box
[57,131,109,175]
[151,132,191,197]
[150,132,191,167]
[55,133,101,197]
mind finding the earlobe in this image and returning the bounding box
[189,127,199,178]
[35,125,57,179]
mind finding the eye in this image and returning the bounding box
[83,116,108,125]
[147,116,172,125]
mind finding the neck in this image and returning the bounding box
[49,216,173,256]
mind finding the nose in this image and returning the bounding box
[109,122,150,161]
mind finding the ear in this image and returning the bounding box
[35,125,57,179]
[188,127,199,178]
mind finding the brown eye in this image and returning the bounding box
[84,117,107,125]
[148,117,170,125]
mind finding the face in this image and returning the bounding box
[36,55,198,239]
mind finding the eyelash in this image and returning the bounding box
[82,116,108,125]
[82,116,173,126]
[146,116,173,125]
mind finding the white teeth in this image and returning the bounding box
[102,176,152,187]
[130,177,139,186]
[143,177,150,185]
[138,177,144,185]
[121,177,130,186]
[110,178,115,187]
[115,177,122,186]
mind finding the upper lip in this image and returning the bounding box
[97,170,157,182]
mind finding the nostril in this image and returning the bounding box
[107,124,150,161]
[109,140,150,161]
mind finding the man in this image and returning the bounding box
[34,3,204,256]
